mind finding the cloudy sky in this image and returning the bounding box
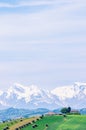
[0,0,86,90]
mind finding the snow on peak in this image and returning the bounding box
[0,82,86,109]
[74,82,86,95]
[6,83,43,102]
[0,100,8,106]
[0,90,3,96]
[51,85,75,100]
[74,82,86,87]
[51,82,86,100]
[6,82,86,101]
[7,83,26,97]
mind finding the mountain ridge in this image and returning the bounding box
[0,107,86,122]
[0,82,86,109]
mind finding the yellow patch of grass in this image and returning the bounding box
[10,117,39,130]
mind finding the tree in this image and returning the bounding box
[61,107,68,114]
[61,107,71,114]
[67,107,71,113]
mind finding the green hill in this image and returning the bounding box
[21,115,86,130]
[0,115,86,130]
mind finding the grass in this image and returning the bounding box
[21,115,86,130]
[0,115,86,130]
[0,117,38,130]
[56,115,86,130]
[0,118,22,130]
[9,117,38,130]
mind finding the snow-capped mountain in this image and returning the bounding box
[0,82,86,109]
[51,82,86,100]
[51,82,86,108]
[0,83,60,109]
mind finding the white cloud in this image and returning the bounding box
[0,3,86,38]
[0,0,56,8]
[20,1,54,7]
[0,0,85,9]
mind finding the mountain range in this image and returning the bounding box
[0,107,49,122]
[0,82,86,109]
[0,107,86,122]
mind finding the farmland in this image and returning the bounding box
[21,115,86,130]
[0,115,86,130]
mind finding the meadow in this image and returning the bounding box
[0,115,86,130]
[21,115,86,130]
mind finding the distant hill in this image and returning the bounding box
[0,107,86,122]
[80,108,86,115]
[0,107,49,122]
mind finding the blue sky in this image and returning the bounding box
[0,0,86,90]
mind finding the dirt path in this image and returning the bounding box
[10,117,39,130]
[44,127,47,130]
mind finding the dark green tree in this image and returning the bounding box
[61,107,68,114]
[61,107,71,114]
[67,107,71,113]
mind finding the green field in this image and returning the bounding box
[0,118,23,130]
[0,115,86,130]
[0,117,38,130]
[21,115,86,130]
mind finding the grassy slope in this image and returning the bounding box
[10,117,39,130]
[21,115,63,130]
[56,115,86,130]
[0,115,86,130]
[0,118,22,130]
[0,117,39,130]
[22,115,86,130]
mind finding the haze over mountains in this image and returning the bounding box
[0,82,86,109]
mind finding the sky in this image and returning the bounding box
[0,0,86,90]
